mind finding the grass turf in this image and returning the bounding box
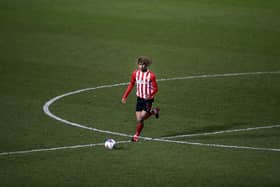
[1,0,280,186]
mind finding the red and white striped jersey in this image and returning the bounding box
[122,69,158,100]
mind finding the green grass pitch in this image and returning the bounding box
[1,0,280,186]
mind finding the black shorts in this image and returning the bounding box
[136,97,154,112]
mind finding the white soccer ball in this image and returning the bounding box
[104,139,116,150]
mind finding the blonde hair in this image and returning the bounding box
[136,56,152,66]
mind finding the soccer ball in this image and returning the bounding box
[104,139,116,150]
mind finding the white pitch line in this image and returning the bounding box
[0,141,131,156]
[1,123,280,156]
[2,70,279,157]
[43,83,132,138]
[149,138,280,152]
[161,124,280,139]
[43,70,280,138]
[41,70,280,153]
[157,71,280,82]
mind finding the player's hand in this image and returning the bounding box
[146,95,153,100]
[121,98,126,104]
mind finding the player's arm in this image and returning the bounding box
[121,71,136,104]
[149,74,158,98]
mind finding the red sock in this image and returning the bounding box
[135,123,144,136]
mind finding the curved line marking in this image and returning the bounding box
[43,71,280,152]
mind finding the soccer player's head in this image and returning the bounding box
[136,56,152,66]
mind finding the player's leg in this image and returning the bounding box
[132,111,144,142]
[132,98,160,142]
[144,99,160,119]
[132,110,156,142]
[142,108,160,120]
[151,107,160,119]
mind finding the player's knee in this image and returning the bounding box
[136,119,144,124]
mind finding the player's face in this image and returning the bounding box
[138,63,148,72]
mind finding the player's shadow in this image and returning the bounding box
[114,146,124,150]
